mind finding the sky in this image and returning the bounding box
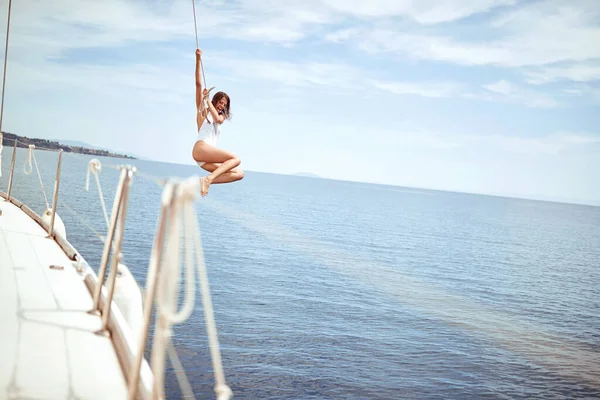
[0,0,599,205]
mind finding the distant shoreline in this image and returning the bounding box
[0,131,136,159]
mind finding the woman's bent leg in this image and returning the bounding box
[192,141,243,196]
[200,163,244,184]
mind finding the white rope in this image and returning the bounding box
[85,159,110,229]
[153,177,232,400]
[191,0,207,88]
[23,144,33,174]
[166,341,196,399]
[0,0,12,178]
[23,144,50,209]
[0,133,3,178]
[59,198,105,244]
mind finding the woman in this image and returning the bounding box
[192,48,244,197]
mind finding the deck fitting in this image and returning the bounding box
[94,329,111,338]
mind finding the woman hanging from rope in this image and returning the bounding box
[192,48,244,197]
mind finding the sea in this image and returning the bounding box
[1,146,599,399]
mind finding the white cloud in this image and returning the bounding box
[207,53,361,92]
[210,54,466,101]
[8,0,194,53]
[523,61,600,84]
[461,131,600,155]
[4,0,338,53]
[476,80,561,108]
[320,0,515,23]
[394,129,600,156]
[371,78,561,107]
[7,0,598,72]
[408,0,517,24]
[324,28,361,43]
[325,1,600,69]
[482,80,512,95]
[554,132,600,145]
[387,130,462,150]
[373,80,462,98]
[561,84,600,104]
[9,57,190,105]
[3,0,592,116]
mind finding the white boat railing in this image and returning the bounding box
[0,138,232,400]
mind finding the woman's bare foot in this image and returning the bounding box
[200,176,212,197]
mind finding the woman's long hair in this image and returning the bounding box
[212,91,231,120]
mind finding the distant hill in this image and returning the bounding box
[51,139,94,148]
[1,132,136,159]
[51,139,147,160]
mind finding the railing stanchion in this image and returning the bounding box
[127,181,175,400]
[90,167,128,313]
[98,166,135,332]
[47,150,63,237]
[5,139,16,201]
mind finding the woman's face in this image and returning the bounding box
[216,96,228,112]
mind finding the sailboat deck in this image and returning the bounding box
[0,198,128,399]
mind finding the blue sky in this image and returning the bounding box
[1,0,599,205]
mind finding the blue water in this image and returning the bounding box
[2,146,600,399]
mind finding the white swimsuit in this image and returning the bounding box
[196,111,221,167]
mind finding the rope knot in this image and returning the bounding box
[88,158,102,173]
[85,159,102,191]
[24,145,34,175]
[215,384,233,400]
[84,159,111,229]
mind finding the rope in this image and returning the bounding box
[23,145,50,209]
[154,177,232,400]
[166,341,196,399]
[0,0,13,178]
[191,0,207,90]
[23,144,33,174]
[86,159,110,229]
[59,199,106,244]
[100,161,166,186]
[192,0,199,49]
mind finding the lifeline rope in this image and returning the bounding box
[0,0,13,177]
[153,177,232,400]
[23,145,50,210]
[59,199,105,243]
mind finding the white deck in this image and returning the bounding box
[0,198,129,400]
